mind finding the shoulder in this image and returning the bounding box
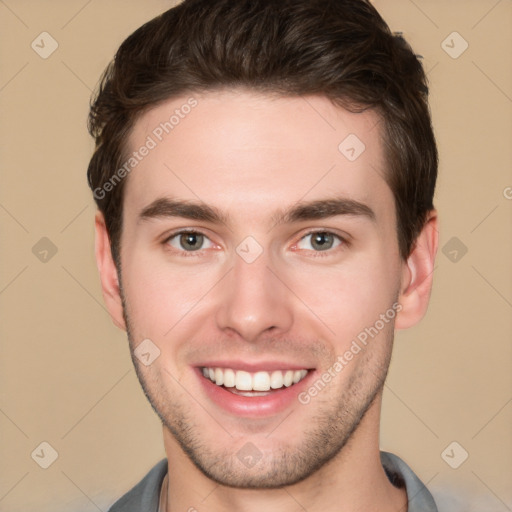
[107,458,168,512]
[381,451,438,512]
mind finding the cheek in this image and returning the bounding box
[284,253,399,342]
[120,246,229,340]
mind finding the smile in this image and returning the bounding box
[196,363,315,416]
[201,367,309,395]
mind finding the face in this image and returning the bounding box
[115,90,406,488]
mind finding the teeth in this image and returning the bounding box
[224,368,235,388]
[202,367,308,391]
[270,370,284,389]
[253,371,271,391]
[235,371,253,391]
[214,368,224,386]
[283,370,293,387]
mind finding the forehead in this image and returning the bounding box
[123,89,392,225]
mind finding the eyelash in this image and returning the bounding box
[161,229,349,257]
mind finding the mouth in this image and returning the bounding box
[195,363,315,417]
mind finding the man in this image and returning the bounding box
[87,0,439,510]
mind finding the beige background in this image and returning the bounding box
[0,1,510,511]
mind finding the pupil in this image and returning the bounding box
[312,232,333,251]
[181,233,203,251]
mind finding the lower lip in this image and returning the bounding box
[195,368,315,417]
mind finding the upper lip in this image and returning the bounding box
[195,360,315,372]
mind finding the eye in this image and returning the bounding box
[296,231,343,252]
[166,231,214,252]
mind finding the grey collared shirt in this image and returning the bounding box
[107,451,438,511]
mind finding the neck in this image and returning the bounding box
[162,398,407,512]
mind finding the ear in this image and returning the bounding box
[94,211,126,331]
[395,210,439,330]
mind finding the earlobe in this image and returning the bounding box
[395,210,439,330]
[94,211,126,331]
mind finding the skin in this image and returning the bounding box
[95,89,438,512]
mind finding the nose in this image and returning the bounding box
[214,250,294,343]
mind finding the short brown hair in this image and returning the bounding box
[87,0,438,265]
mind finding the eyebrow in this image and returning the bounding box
[138,198,227,224]
[137,196,376,226]
[273,197,376,225]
